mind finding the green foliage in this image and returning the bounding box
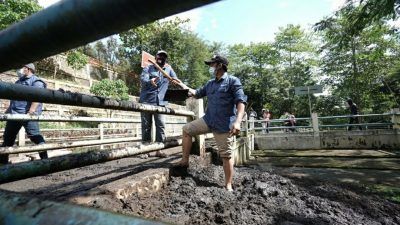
[315,5,400,113]
[120,18,212,95]
[343,0,399,35]
[90,79,129,101]
[228,24,318,118]
[66,50,89,70]
[0,0,42,30]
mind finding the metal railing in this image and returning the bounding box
[245,112,400,134]
[318,113,396,130]
[0,112,188,152]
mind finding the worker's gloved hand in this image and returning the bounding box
[150,77,159,87]
[188,89,196,97]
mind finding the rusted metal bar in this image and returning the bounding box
[0,0,220,72]
[0,114,186,124]
[0,190,167,225]
[0,82,195,117]
[0,113,140,123]
[0,139,182,183]
[0,137,140,154]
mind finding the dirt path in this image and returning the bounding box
[0,148,399,225]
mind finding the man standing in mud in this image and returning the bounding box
[139,50,180,158]
[174,54,247,191]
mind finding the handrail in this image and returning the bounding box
[0,137,139,154]
[318,113,398,119]
[0,82,195,117]
[0,0,220,72]
[249,117,311,123]
[0,114,140,123]
[0,190,168,225]
[319,123,393,128]
[246,111,399,133]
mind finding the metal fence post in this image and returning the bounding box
[311,113,321,149]
[98,123,104,150]
[17,127,25,147]
[244,115,249,137]
[186,98,205,157]
[392,108,400,130]
[249,116,255,134]
[311,113,319,133]
[151,115,156,142]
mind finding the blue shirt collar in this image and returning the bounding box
[215,72,228,82]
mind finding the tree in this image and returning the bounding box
[90,79,129,117]
[119,18,212,95]
[274,24,314,68]
[90,79,129,101]
[66,50,88,71]
[226,24,318,118]
[315,4,400,113]
[342,0,399,34]
[0,0,42,30]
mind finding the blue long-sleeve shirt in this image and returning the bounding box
[139,64,177,106]
[9,74,46,115]
[195,73,247,133]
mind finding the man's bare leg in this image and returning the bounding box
[175,130,192,166]
[222,157,234,191]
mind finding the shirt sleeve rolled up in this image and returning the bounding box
[231,77,247,105]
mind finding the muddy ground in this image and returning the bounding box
[89,158,400,225]
[1,148,399,225]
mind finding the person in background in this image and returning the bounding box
[139,50,180,158]
[249,108,257,120]
[280,112,290,132]
[262,109,272,134]
[346,99,362,131]
[288,112,296,132]
[0,63,48,164]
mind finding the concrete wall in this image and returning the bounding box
[255,129,400,150]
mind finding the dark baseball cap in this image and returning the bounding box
[204,54,229,66]
[156,50,168,58]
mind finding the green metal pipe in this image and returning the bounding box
[0,0,220,72]
[0,82,194,117]
[0,190,168,225]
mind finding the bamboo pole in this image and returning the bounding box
[0,137,140,154]
[0,0,220,72]
[0,190,166,225]
[0,82,194,117]
[0,139,182,184]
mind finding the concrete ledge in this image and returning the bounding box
[255,129,400,150]
[105,169,169,199]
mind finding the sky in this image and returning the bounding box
[38,0,346,45]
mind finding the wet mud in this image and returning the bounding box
[91,160,400,225]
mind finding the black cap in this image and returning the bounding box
[204,54,229,66]
[156,50,168,58]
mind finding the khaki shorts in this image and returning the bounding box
[183,118,234,158]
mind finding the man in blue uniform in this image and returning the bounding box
[139,50,180,157]
[174,55,247,191]
[0,63,48,164]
